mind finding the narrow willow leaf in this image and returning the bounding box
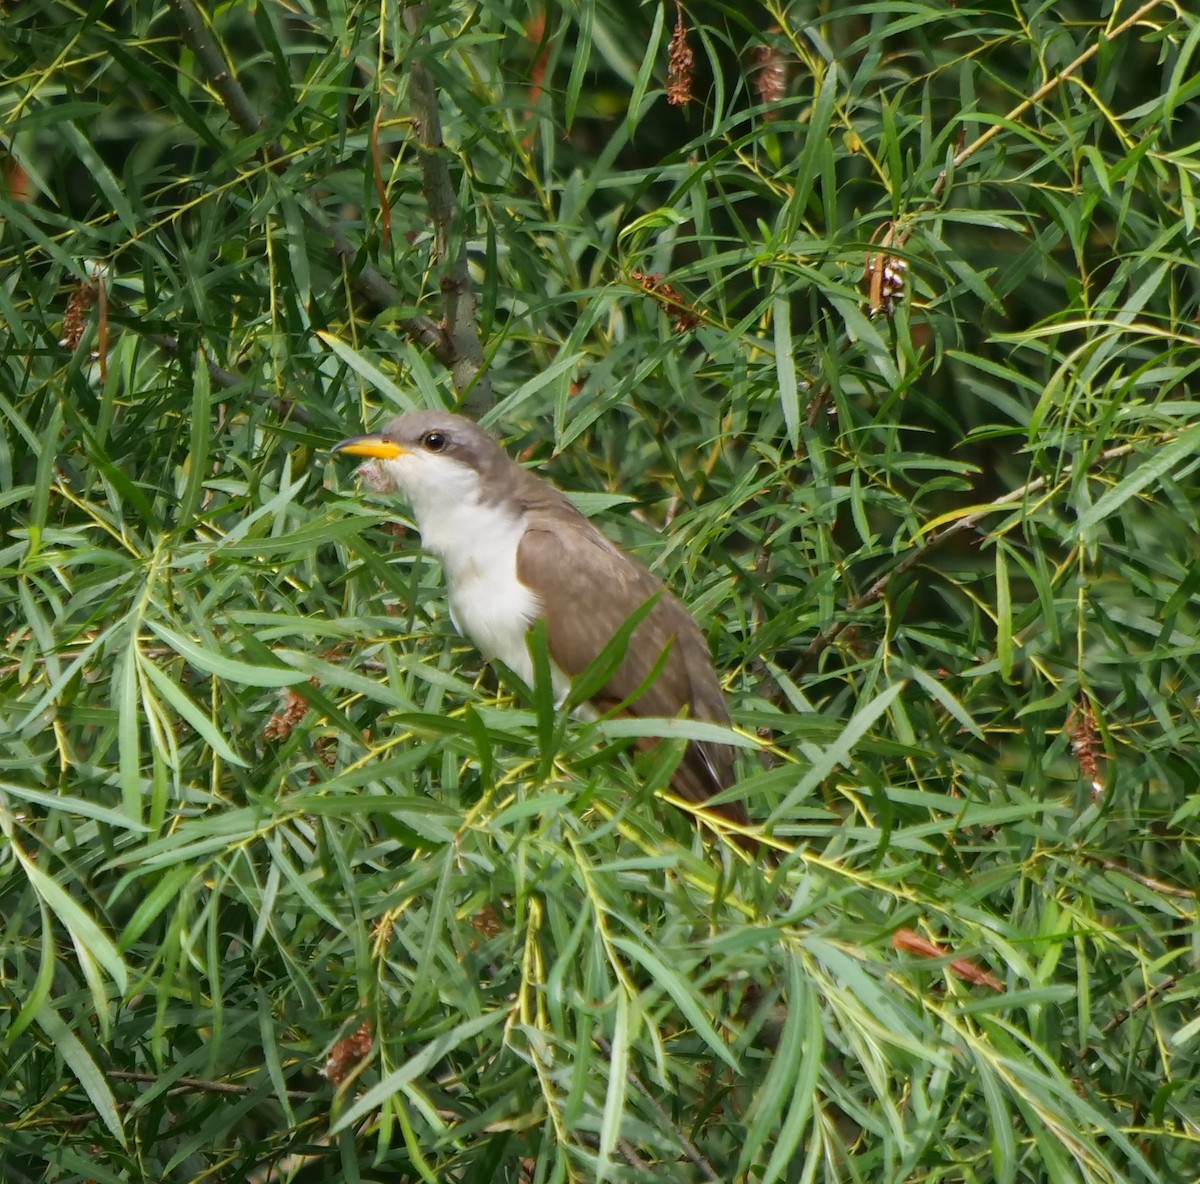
[0,783,148,832]
[759,982,823,1184]
[905,666,984,741]
[588,715,756,748]
[995,541,1013,683]
[146,620,308,687]
[34,1004,126,1146]
[978,1058,1017,1184]
[774,295,799,448]
[770,682,907,821]
[563,0,595,129]
[60,121,139,233]
[177,351,212,529]
[138,652,248,767]
[116,864,197,952]
[626,2,665,139]
[609,936,738,1072]
[316,331,417,412]
[1073,423,1200,539]
[4,901,56,1048]
[116,638,143,824]
[12,837,128,995]
[330,1011,505,1135]
[480,350,585,427]
[596,989,631,1184]
[794,66,837,217]
[739,953,818,1178]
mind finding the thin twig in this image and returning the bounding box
[146,329,310,425]
[109,1069,317,1101]
[617,1137,653,1172]
[1099,976,1178,1038]
[595,1035,721,1181]
[0,646,177,680]
[1095,860,1196,900]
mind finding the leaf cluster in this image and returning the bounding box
[2,1,1199,1181]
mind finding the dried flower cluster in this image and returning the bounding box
[323,1019,373,1085]
[313,735,337,769]
[666,4,694,107]
[752,33,787,111]
[1068,697,1104,798]
[630,269,702,332]
[864,224,908,318]
[472,904,503,939]
[263,683,315,741]
[60,280,99,350]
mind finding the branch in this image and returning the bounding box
[145,328,310,425]
[168,0,489,408]
[109,1069,316,1101]
[325,224,456,361]
[403,3,491,414]
[170,0,280,158]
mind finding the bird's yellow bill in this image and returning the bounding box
[332,434,406,460]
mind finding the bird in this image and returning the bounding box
[332,411,750,843]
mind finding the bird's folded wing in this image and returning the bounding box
[516,520,741,819]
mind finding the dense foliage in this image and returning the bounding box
[2,0,1199,1180]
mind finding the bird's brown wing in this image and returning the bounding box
[516,518,747,828]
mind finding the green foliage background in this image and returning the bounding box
[2,0,1199,1180]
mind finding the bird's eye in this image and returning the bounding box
[422,431,447,453]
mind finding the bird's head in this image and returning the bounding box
[333,411,513,518]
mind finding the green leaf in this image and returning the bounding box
[610,936,739,1073]
[11,836,128,997]
[1072,423,1200,539]
[34,1003,126,1146]
[596,989,631,1184]
[769,682,907,821]
[740,952,820,1181]
[138,652,249,767]
[774,295,799,449]
[317,331,418,412]
[995,540,1013,682]
[145,620,309,687]
[329,1011,505,1135]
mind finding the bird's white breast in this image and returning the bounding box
[379,451,569,698]
[443,507,542,681]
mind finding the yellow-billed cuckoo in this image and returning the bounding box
[333,411,749,839]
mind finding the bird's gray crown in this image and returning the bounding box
[380,412,500,465]
[379,411,552,511]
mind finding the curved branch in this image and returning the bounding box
[403,3,491,413]
[146,328,310,425]
[168,0,489,408]
[170,0,278,157]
